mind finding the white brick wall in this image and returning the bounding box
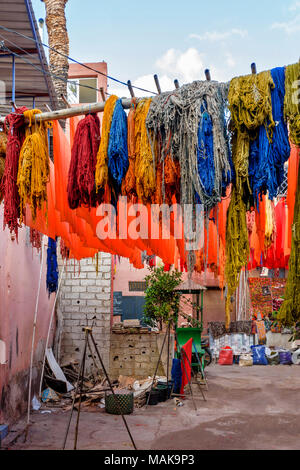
[57,252,112,372]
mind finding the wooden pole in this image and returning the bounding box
[0,98,136,124]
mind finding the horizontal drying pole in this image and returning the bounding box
[0,97,139,124]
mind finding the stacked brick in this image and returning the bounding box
[57,253,112,371]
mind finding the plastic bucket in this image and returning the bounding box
[146,390,160,406]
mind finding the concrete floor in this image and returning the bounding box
[4,364,300,450]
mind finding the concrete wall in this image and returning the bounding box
[109,331,174,380]
[0,209,55,424]
[57,252,112,372]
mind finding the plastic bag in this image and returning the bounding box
[239,354,253,367]
[279,350,292,365]
[218,346,233,365]
[251,345,268,365]
[266,350,280,365]
[292,348,300,365]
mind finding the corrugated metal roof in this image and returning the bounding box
[0,0,58,117]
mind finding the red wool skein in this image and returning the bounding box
[1,107,27,239]
[67,113,101,209]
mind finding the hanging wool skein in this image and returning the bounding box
[67,113,101,209]
[248,67,291,204]
[107,98,129,208]
[284,63,300,146]
[277,158,300,325]
[17,109,51,223]
[225,71,275,328]
[224,188,249,328]
[30,228,42,252]
[1,107,27,239]
[122,98,137,201]
[135,98,156,204]
[146,81,232,211]
[0,130,7,203]
[95,95,118,196]
[146,81,232,275]
[228,71,275,194]
[46,237,58,296]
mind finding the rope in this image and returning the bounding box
[27,234,45,428]
[284,62,300,146]
[95,95,118,194]
[39,260,66,397]
[1,107,27,239]
[67,113,101,209]
[107,98,129,207]
[17,109,51,223]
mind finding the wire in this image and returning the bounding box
[0,24,158,96]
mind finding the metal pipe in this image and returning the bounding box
[12,54,15,111]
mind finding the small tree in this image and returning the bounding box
[143,266,183,329]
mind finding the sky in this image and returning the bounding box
[32,0,299,98]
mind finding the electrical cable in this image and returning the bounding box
[0,39,111,97]
[0,24,158,95]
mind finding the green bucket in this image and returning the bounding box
[105,391,134,415]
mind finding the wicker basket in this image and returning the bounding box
[105,390,134,415]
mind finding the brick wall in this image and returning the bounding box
[57,252,112,372]
[109,331,174,380]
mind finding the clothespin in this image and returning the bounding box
[205,69,211,81]
[100,87,106,102]
[154,74,162,94]
[127,80,135,98]
[174,79,180,89]
[251,63,257,74]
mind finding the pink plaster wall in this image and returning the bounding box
[113,258,226,330]
[0,207,55,423]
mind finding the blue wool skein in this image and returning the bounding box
[46,237,58,296]
[108,98,129,207]
[249,67,290,206]
[196,103,215,201]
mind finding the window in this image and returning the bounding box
[79,77,97,104]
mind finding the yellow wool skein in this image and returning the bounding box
[224,188,249,329]
[95,95,118,193]
[17,109,51,223]
[228,71,275,139]
[134,98,155,204]
[284,63,300,146]
[264,196,275,250]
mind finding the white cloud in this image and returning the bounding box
[271,14,300,34]
[189,28,248,42]
[156,47,205,83]
[225,52,236,68]
[289,1,300,11]
[107,46,233,99]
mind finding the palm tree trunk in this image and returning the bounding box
[42,0,69,110]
